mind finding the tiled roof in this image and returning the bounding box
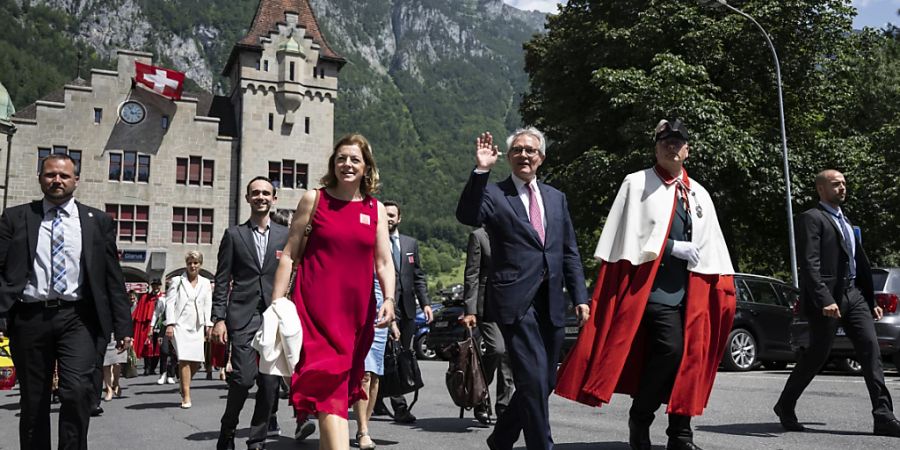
[13,87,66,120]
[240,0,343,62]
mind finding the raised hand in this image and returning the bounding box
[476,131,500,171]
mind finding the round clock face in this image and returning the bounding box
[119,101,146,124]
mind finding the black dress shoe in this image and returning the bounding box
[874,418,900,437]
[294,420,316,441]
[666,439,702,450]
[774,403,805,432]
[628,419,651,450]
[486,433,503,450]
[474,403,491,425]
[267,415,281,437]
[216,428,236,450]
[90,406,103,417]
[393,409,416,424]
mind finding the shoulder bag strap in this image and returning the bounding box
[295,189,321,260]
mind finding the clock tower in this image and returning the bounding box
[223,0,345,220]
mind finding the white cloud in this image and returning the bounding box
[503,0,566,13]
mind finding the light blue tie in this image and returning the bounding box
[836,211,856,279]
[51,207,68,294]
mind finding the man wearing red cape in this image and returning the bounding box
[132,279,162,374]
[556,119,736,450]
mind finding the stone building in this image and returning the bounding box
[0,0,344,287]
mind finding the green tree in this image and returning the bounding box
[521,0,900,276]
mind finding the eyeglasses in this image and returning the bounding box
[509,146,540,156]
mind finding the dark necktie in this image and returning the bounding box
[835,211,856,278]
[391,235,401,270]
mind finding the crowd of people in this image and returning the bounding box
[0,120,898,450]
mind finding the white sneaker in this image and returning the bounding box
[156,374,166,385]
[166,377,176,384]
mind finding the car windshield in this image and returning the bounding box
[872,270,888,291]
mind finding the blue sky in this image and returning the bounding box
[502,0,900,29]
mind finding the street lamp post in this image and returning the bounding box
[705,0,799,288]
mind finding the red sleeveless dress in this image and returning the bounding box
[290,191,378,418]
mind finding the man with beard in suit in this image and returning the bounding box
[774,169,900,437]
[0,154,132,450]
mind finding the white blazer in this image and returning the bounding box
[253,297,303,377]
[164,275,213,329]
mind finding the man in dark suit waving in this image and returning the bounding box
[0,154,132,450]
[775,169,900,437]
[210,176,292,450]
[380,200,432,423]
[456,128,590,450]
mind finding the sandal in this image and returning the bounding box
[356,431,376,450]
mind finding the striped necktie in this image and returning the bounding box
[51,207,68,294]
[527,183,545,245]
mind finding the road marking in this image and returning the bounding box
[723,373,900,385]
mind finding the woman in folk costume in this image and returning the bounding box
[164,250,213,408]
[556,119,737,450]
[132,279,163,374]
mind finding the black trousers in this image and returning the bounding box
[219,314,281,449]
[492,284,563,450]
[778,286,895,422]
[9,301,107,450]
[387,313,417,413]
[476,320,514,411]
[158,332,177,378]
[630,302,692,441]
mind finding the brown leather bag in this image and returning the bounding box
[443,327,489,409]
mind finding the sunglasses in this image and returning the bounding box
[509,146,541,156]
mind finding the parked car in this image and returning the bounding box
[790,267,900,374]
[721,274,797,371]
[414,303,443,360]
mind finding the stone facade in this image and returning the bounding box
[0,1,342,286]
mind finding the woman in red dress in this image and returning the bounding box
[273,133,396,450]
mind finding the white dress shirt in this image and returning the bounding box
[510,174,546,227]
[23,198,84,301]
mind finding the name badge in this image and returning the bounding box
[275,250,283,259]
[360,214,371,225]
[407,254,415,264]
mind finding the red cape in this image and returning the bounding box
[556,209,736,417]
[132,293,160,359]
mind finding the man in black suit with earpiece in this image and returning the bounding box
[775,169,900,438]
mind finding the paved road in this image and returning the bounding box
[1,361,899,449]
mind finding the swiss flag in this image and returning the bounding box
[134,61,185,100]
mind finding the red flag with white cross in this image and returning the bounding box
[133,61,185,100]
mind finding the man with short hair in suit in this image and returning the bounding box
[0,154,133,450]
[775,169,900,437]
[461,226,514,424]
[457,127,590,450]
[380,200,432,424]
[210,176,294,450]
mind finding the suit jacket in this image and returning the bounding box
[0,200,132,339]
[796,204,874,317]
[211,220,289,330]
[464,227,491,316]
[165,275,213,329]
[456,172,589,326]
[394,233,430,319]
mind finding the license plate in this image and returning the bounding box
[434,321,449,328]
[565,326,580,334]
[836,327,845,336]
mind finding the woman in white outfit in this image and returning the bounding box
[165,250,212,409]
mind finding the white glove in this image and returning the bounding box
[671,241,700,266]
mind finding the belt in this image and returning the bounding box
[18,298,78,308]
